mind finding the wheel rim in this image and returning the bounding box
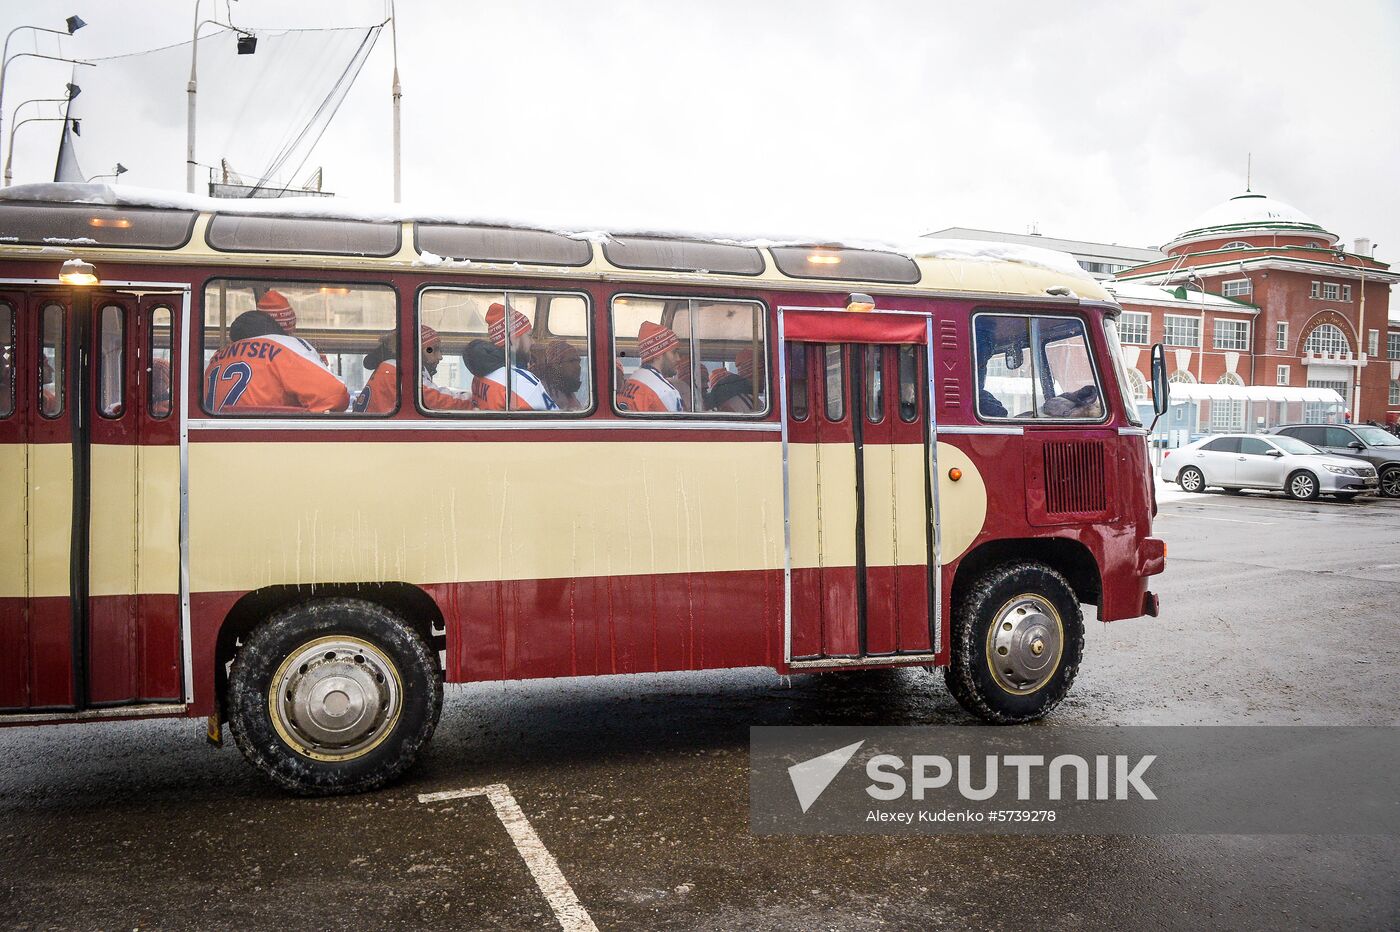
[1382,470,1400,497]
[1181,469,1201,491]
[1291,474,1315,498]
[269,636,402,761]
[985,594,1064,695]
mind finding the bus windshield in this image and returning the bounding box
[1102,316,1143,426]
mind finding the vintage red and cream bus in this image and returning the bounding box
[0,185,1167,794]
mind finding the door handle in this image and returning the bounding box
[1237,456,1247,461]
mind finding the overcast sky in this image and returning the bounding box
[4,1,1398,281]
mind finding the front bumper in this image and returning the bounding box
[1318,472,1379,493]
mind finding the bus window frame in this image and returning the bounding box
[413,283,597,418]
[199,275,403,419]
[412,223,593,268]
[147,303,175,420]
[608,291,772,421]
[601,235,766,277]
[970,309,1111,426]
[204,213,402,259]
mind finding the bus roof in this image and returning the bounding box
[0,182,1108,302]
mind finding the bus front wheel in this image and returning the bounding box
[226,597,443,796]
[944,562,1084,723]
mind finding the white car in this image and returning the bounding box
[1159,433,1379,501]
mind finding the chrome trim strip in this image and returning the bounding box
[178,287,194,705]
[1118,427,1149,436]
[185,417,783,433]
[787,654,940,670]
[936,424,1024,436]
[925,316,942,656]
[776,309,793,664]
[0,277,193,290]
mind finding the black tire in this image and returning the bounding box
[1286,470,1320,501]
[1222,487,1244,495]
[944,562,1084,724]
[227,597,443,796]
[1333,493,1360,503]
[1380,466,1400,499]
[1178,466,1206,493]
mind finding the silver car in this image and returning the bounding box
[1159,433,1379,501]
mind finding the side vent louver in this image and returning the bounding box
[938,319,960,409]
[1043,440,1107,515]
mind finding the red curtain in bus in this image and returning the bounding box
[781,310,928,345]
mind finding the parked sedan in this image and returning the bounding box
[1159,433,1379,500]
[1270,424,1400,498]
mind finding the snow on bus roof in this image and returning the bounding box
[0,182,1093,281]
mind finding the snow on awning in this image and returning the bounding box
[1166,383,1343,404]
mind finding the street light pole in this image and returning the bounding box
[389,0,401,203]
[0,17,87,176]
[4,115,73,186]
[187,0,257,194]
[3,84,80,186]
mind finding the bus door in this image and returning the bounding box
[0,288,185,714]
[780,309,939,665]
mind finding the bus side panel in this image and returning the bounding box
[86,594,182,704]
[0,596,74,709]
[443,569,781,683]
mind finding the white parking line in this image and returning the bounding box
[420,783,598,932]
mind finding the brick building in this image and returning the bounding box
[1112,191,1400,429]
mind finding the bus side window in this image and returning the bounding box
[973,313,1103,421]
[787,342,808,421]
[823,344,844,421]
[40,303,64,418]
[613,296,767,417]
[864,345,883,423]
[98,304,124,419]
[0,303,13,417]
[417,288,593,414]
[202,280,396,416]
[149,306,173,419]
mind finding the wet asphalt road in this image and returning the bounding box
[3,486,1399,931]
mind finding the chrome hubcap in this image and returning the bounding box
[271,637,401,760]
[1182,470,1201,490]
[986,595,1064,695]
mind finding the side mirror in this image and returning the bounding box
[1349,440,1365,450]
[1266,449,1283,457]
[1148,342,1169,430]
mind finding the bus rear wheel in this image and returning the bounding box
[227,597,443,796]
[944,562,1084,723]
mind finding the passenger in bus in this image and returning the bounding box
[355,326,473,414]
[258,289,329,364]
[533,339,585,411]
[468,303,557,411]
[1041,384,1103,419]
[150,358,172,412]
[203,310,349,413]
[618,321,684,413]
[673,347,707,412]
[708,348,762,413]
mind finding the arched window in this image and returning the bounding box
[1210,372,1245,431]
[1304,323,1349,355]
[1125,367,1148,400]
[1168,370,1196,384]
[1221,241,1253,250]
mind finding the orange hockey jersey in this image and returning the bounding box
[203,334,349,413]
[354,361,475,414]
